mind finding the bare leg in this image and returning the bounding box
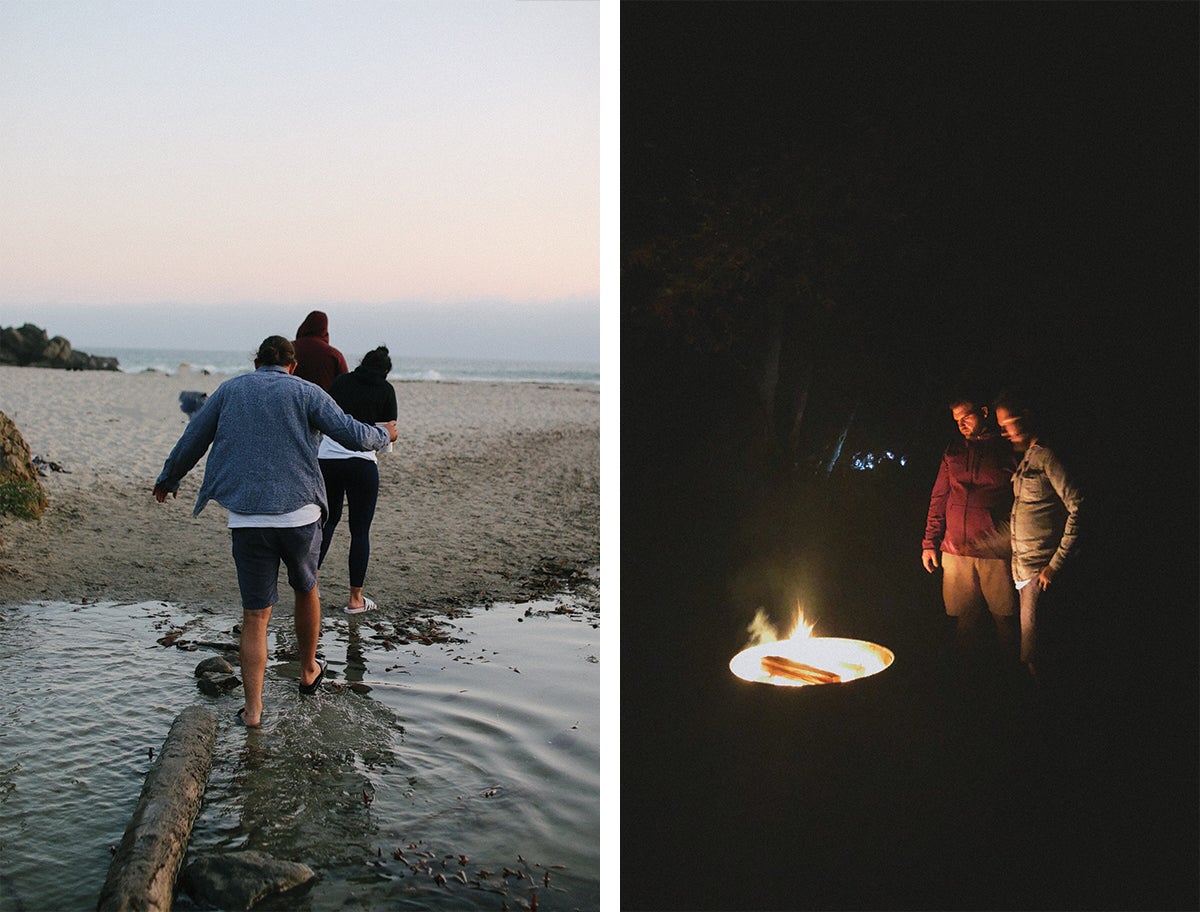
[348,585,364,610]
[295,584,323,687]
[240,606,274,726]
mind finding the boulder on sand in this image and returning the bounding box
[0,410,46,519]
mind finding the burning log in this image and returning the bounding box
[761,655,842,685]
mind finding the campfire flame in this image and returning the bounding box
[745,606,813,645]
[729,606,894,687]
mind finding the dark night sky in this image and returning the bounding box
[623,1,1197,405]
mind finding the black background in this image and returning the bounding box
[621,4,1197,910]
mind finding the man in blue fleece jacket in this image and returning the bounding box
[153,336,397,727]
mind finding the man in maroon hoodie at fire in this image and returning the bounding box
[922,394,1019,670]
[292,310,349,391]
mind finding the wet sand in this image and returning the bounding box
[0,365,599,613]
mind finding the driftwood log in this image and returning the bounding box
[761,654,842,685]
[96,706,217,912]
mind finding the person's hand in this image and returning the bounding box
[152,483,176,503]
[1037,564,1057,591]
[922,549,940,573]
[383,420,398,442]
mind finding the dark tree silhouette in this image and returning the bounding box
[624,117,962,475]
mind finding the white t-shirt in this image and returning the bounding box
[317,435,379,462]
[227,503,323,529]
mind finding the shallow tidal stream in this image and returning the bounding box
[0,595,599,911]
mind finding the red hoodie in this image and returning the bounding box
[922,432,1017,557]
[291,310,348,391]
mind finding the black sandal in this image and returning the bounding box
[299,659,327,695]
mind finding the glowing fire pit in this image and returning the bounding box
[729,608,894,687]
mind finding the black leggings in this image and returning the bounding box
[318,457,379,588]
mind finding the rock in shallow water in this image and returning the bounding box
[196,672,241,695]
[194,657,240,694]
[194,656,235,677]
[181,851,315,910]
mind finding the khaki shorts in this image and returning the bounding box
[941,552,1017,618]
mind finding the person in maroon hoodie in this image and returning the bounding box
[922,394,1019,667]
[292,310,349,391]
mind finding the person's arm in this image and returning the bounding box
[1040,448,1083,583]
[311,387,392,450]
[153,386,221,499]
[921,456,950,571]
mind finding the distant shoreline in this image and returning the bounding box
[72,346,601,384]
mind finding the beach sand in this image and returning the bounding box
[0,365,599,614]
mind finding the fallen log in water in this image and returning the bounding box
[761,655,842,685]
[97,705,217,912]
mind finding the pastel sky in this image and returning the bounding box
[0,0,601,361]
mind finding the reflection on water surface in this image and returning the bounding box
[0,596,598,911]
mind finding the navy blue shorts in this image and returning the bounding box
[230,522,322,610]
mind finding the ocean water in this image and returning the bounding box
[80,347,600,385]
[0,594,599,911]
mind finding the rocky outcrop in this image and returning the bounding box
[0,323,119,371]
[0,410,46,519]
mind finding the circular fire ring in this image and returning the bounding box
[729,637,895,686]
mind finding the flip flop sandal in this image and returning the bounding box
[344,596,377,615]
[299,658,327,695]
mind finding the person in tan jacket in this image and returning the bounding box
[993,392,1084,681]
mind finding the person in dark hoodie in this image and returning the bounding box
[292,310,349,390]
[318,346,398,613]
[922,394,1020,670]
